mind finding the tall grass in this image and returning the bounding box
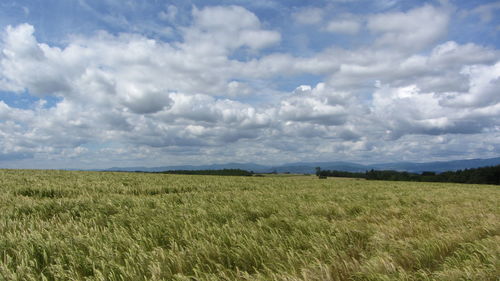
[0,170,498,280]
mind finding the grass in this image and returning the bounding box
[0,169,498,281]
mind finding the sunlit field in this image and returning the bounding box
[0,170,498,281]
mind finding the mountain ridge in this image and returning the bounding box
[104,157,500,174]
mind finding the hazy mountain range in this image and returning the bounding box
[105,157,500,174]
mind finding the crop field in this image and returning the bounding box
[0,170,498,281]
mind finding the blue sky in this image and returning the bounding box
[0,0,499,169]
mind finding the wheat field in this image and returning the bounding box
[0,169,498,280]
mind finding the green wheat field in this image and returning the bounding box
[0,169,498,281]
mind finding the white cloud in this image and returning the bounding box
[429,41,498,66]
[326,19,361,34]
[158,5,178,22]
[440,62,500,108]
[117,82,173,114]
[368,5,449,52]
[193,5,260,30]
[184,5,281,53]
[371,81,500,139]
[226,81,253,97]
[0,6,283,105]
[327,41,498,93]
[0,24,72,95]
[292,7,324,25]
[471,1,500,23]
[0,2,499,168]
[279,83,354,126]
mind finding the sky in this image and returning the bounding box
[0,0,499,169]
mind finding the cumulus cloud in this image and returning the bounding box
[0,2,499,168]
[372,82,500,139]
[158,5,178,22]
[325,19,361,34]
[368,5,449,52]
[471,1,500,23]
[327,40,498,93]
[279,83,350,126]
[440,62,500,108]
[292,7,324,25]
[0,24,72,95]
[184,5,281,53]
[0,11,279,106]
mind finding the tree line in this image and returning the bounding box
[316,165,500,185]
[160,169,253,176]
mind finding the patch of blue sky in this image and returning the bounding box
[78,141,106,152]
[448,11,500,47]
[0,1,87,45]
[41,96,62,109]
[0,90,37,109]
[268,73,324,94]
[0,0,392,53]
[0,90,61,110]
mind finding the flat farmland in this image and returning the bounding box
[0,170,498,281]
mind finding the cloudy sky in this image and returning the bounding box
[0,0,499,169]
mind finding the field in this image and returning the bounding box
[0,170,498,281]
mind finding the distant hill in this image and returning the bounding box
[370,157,500,173]
[105,163,269,173]
[104,157,500,174]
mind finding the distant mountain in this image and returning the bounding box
[105,163,269,173]
[371,157,500,173]
[104,157,500,174]
[270,161,369,174]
